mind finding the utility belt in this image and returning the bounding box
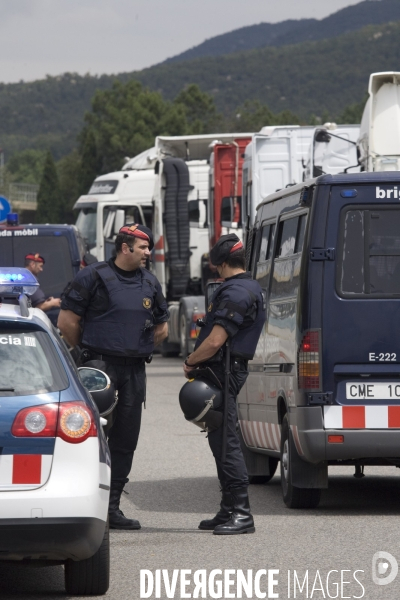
[79,347,148,366]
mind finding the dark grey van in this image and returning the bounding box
[239,172,400,508]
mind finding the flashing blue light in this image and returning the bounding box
[0,268,39,296]
[341,189,357,198]
[0,273,24,282]
[6,213,19,226]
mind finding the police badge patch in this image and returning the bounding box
[143,298,151,309]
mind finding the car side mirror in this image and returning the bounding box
[78,367,117,417]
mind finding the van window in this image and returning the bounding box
[259,223,275,262]
[339,207,400,296]
[0,235,75,298]
[278,217,298,257]
[276,214,308,259]
[295,215,307,253]
[254,222,276,287]
[270,212,308,300]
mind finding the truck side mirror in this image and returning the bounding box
[221,197,234,228]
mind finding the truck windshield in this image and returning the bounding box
[76,208,97,249]
[338,206,400,297]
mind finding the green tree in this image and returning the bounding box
[338,95,368,124]
[36,151,63,223]
[57,149,82,222]
[82,80,188,173]
[6,149,47,184]
[232,100,301,132]
[77,128,100,195]
[174,84,222,134]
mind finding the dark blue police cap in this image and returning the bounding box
[210,234,244,266]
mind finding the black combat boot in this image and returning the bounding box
[108,486,141,530]
[198,489,233,530]
[213,487,255,535]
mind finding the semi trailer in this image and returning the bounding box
[358,72,400,172]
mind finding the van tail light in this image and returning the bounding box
[298,330,321,390]
[12,401,97,444]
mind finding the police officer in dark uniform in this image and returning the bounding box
[183,234,265,535]
[58,224,169,530]
[25,253,62,313]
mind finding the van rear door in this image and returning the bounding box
[321,183,400,417]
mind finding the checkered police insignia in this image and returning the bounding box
[208,302,213,312]
[143,297,151,309]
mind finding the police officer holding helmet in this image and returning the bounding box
[58,224,169,530]
[181,234,265,535]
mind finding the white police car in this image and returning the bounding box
[0,268,111,596]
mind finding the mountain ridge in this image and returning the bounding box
[163,0,400,63]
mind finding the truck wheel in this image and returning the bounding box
[180,311,189,357]
[238,423,278,484]
[64,521,110,596]
[280,415,321,509]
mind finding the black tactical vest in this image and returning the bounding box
[82,263,158,356]
[195,276,266,360]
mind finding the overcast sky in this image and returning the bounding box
[0,0,367,84]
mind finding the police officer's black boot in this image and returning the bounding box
[198,489,233,530]
[213,487,255,535]
[108,486,141,530]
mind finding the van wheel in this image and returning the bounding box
[238,424,278,484]
[64,521,110,596]
[280,415,321,509]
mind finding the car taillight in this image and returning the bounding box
[11,403,58,437]
[57,402,97,443]
[298,330,321,390]
[12,401,97,443]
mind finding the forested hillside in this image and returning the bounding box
[137,21,400,119]
[1,19,400,160]
[164,0,400,63]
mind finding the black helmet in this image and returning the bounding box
[179,375,223,432]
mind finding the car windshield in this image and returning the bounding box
[0,329,68,396]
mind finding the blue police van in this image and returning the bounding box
[0,223,87,324]
[238,172,400,508]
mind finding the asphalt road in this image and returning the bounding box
[2,356,400,599]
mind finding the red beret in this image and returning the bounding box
[25,253,45,264]
[118,223,154,250]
